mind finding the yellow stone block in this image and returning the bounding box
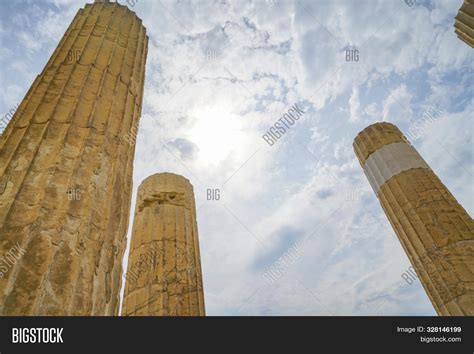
[0,1,148,315]
[354,122,474,315]
[121,173,205,316]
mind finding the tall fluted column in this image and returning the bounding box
[454,0,474,48]
[353,122,474,315]
[0,2,148,315]
[121,173,205,316]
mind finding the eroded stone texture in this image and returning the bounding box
[354,122,474,316]
[121,173,205,316]
[0,2,148,315]
[454,0,474,48]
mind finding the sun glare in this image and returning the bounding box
[188,106,245,164]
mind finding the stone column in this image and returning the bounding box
[0,1,148,315]
[121,173,205,316]
[353,122,474,315]
[454,0,474,48]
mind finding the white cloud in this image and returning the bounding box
[349,86,361,122]
[382,84,413,123]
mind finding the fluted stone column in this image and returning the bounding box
[454,0,474,48]
[353,122,474,315]
[0,1,148,315]
[121,173,205,316]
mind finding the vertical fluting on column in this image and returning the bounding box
[121,173,205,316]
[0,2,148,315]
[454,0,474,48]
[353,122,474,316]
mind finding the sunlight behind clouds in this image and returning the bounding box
[188,104,246,164]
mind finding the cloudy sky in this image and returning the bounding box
[1,0,472,315]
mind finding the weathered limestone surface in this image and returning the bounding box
[0,2,148,315]
[121,173,205,316]
[454,0,474,48]
[354,123,474,315]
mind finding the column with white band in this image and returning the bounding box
[354,122,474,316]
